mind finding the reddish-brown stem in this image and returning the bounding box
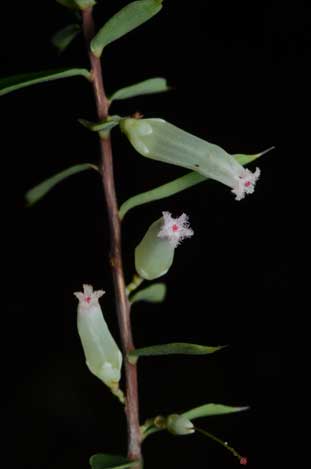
[82,7,142,465]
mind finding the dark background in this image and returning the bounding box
[1,0,297,468]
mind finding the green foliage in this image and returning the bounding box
[233,146,275,165]
[110,77,169,102]
[130,283,166,304]
[182,404,249,420]
[51,24,81,53]
[128,343,225,363]
[120,172,206,220]
[5,1,260,465]
[0,68,91,96]
[119,149,272,219]
[25,164,98,206]
[90,454,138,469]
[56,0,79,9]
[79,115,122,137]
[91,0,163,57]
[56,0,96,9]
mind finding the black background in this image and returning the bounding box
[1,0,297,468]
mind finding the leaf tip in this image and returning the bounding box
[257,145,276,157]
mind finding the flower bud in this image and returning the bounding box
[74,285,124,402]
[120,118,260,200]
[135,211,193,280]
[166,414,195,436]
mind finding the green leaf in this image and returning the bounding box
[90,453,138,469]
[130,283,166,304]
[120,172,205,220]
[119,148,274,220]
[91,0,163,57]
[128,343,225,363]
[56,0,95,8]
[25,163,98,206]
[110,78,169,102]
[79,115,122,135]
[51,24,81,53]
[56,0,78,9]
[234,146,275,166]
[0,68,91,97]
[182,404,249,421]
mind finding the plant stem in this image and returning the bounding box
[82,7,142,465]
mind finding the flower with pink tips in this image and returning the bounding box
[74,284,105,309]
[73,284,124,402]
[232,167,261,201]
[157,211,194,248]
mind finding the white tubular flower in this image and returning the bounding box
[166,414,195,436]
[158,211,194,248]
[135,212,193,280]
[120,118,261,200]
[74,284,124,402]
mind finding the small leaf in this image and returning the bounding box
[182,404,249,421]
[110,78,169,102]
[51,24,81,53]
[128,343,225,363]
[56,0,78,9]
[0,68,91,97]
[130,283,166,304]
[119,148,274,220]
[25,163,98,206]
[91,0,163,57]
[56,0,95,8]
[234,146,275,166]
[79,115,122,134]
[90,453,138,469]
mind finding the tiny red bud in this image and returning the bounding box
[240,457,248,465]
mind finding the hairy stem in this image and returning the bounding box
[82,7,142,465]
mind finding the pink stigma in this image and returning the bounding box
[85,296,91,304]
[172,224,179,232]
[244,181,251,187]
[240,457,248,465]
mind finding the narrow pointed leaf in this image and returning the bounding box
[0,68,91,97]
[130,283,166,304]
[182,404,249,421]
[120,172,205,220]
[234,146,275,166]
[91,0,163,57]
[56,0,78,9]
[110,78,169,102]
[56,0,95,8]
[51,24,81,53]
[90,453,138,469]
[79,115,121,133]
[128,343,225,363]
[25,163,98,206]
[119,148,274,219]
